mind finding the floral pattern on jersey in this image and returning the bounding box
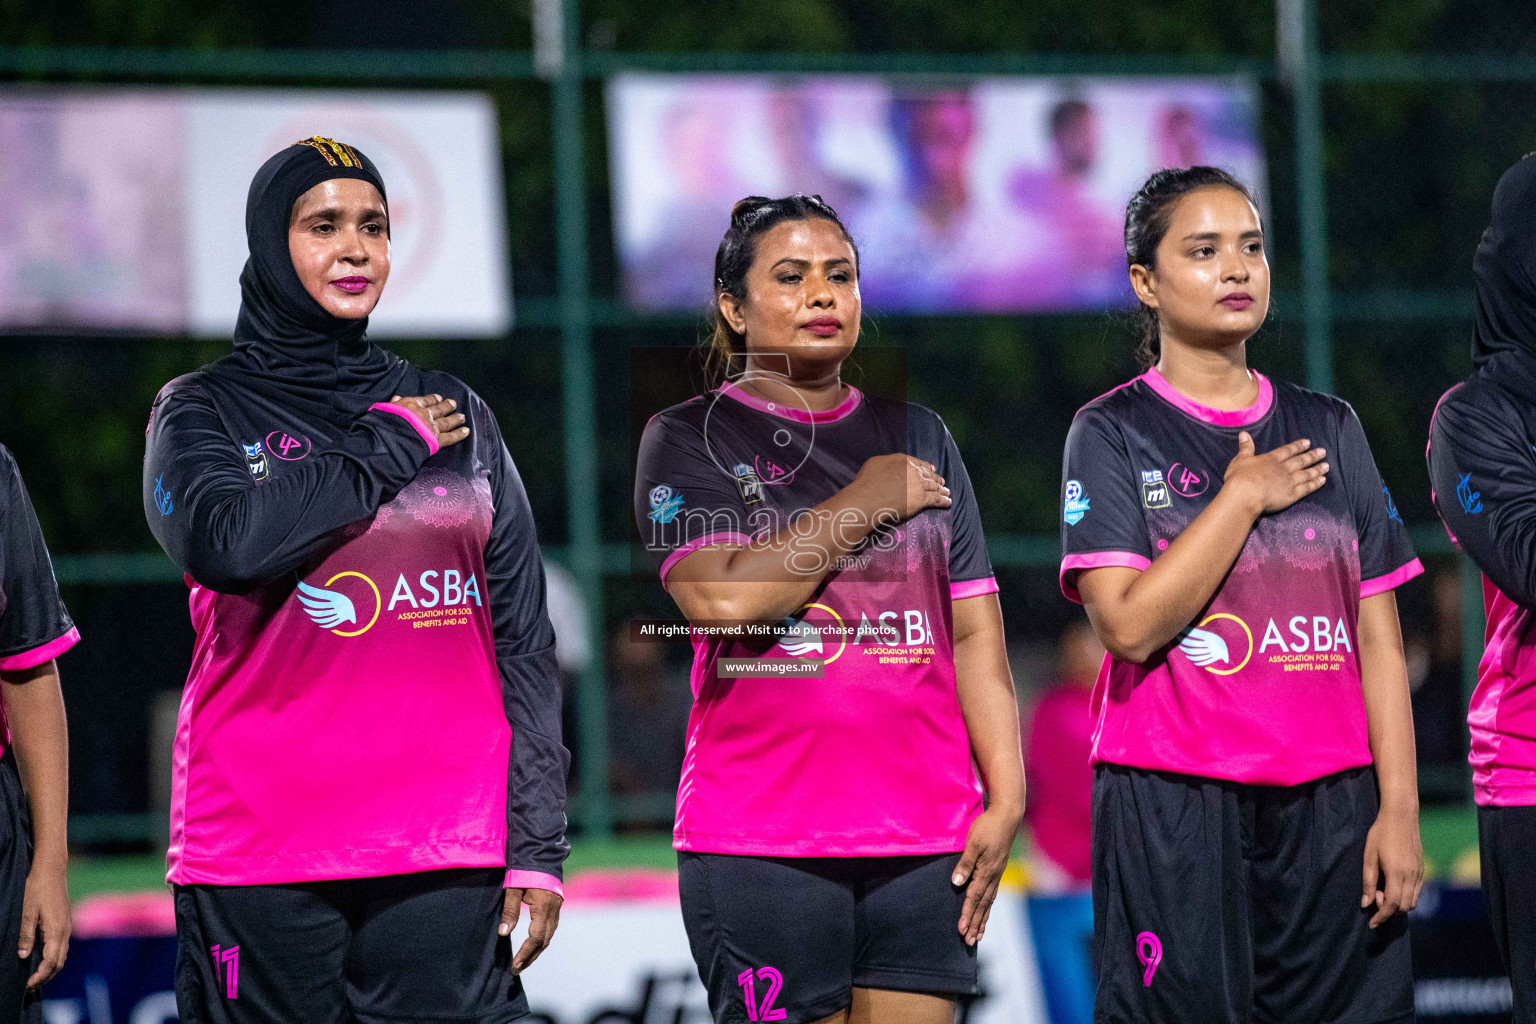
[903,513,945,576]
[1148,507,1272,574]
[1146,508,1190,558]
[398,468,477,529]
[340,503,394,540]
[470,476,495,529]
[368,503,396,534]
[1231,526,1272,575]
[1273,506,1343,571]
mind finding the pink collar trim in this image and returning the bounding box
[1141,366,1273,427]
[716,382,863,423]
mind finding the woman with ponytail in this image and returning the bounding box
[633,195,1024,1024]
[1060,166,1422,1023]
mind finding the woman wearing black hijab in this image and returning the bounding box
[1428,152,1536,1022]
[143,137,567,1023]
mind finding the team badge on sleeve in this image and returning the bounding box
[1063,479,1090,525]
[649,484,686,524]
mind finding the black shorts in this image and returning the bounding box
[677,850,978,1024]
[1092,764,1413,1024]
[1478,803,1536,1022]
[174,866,527,1024]
[0,750,40,1022]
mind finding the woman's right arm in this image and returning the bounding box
[1077,431,1329,663]
[143,383,461,594]
[665,453,950,625]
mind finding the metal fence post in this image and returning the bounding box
[1280,0,1333,393]
[544,0,612,837]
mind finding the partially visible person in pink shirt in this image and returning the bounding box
[1024,619,1104,890]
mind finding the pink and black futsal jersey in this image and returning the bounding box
[1060,368,1422,786]
[1428,155,1536,809]
[633,382,996,857]
[142,139,566,891]
[0,445,80,735]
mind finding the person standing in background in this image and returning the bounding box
[0,446,74,1012]
[858,88,1041,311]
[1427,152,1536,1024]
[1005,99,1125,307]
[606,631,691,802]
[545,561,592,789]
[1023,619,1104,891]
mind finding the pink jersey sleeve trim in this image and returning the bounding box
[1360,558,1425,598]
[659,532,754,589]
[950,577,999,601]
[1059,552,1152,604]
[504,870,564,897]
[369,402,440,456]
[0,626,80,672]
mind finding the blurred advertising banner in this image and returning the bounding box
[0,88,510,337]
[607,73,1265,314]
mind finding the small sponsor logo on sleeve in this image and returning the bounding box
[648,484,686,524]
[732,463,764,505]
[154,475,175,516]
[1142,479,1171,508]
[1383,486,1403,524]
[1167,462,1209,497]
[1457,474,1482,515]
[1063,479,1090,525]
[1140,469,1164,484]
[242,441,270,482]
[755,456,793,485]
[265,430,312,461]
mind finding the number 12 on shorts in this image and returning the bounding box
[736,966,787,1021]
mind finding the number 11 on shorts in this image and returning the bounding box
[736,966,787,1021]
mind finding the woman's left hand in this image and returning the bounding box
[954,803,1022,946]
[19,861,70,990]
[500,887,563,973]
[1361,803,1423,928]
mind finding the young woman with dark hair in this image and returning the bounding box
[1061,166,1423,1023]
[1428,152,1536,1023]
[633,194,1025,1024]
[144,137,566,1023]
[0,448,75,1012]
